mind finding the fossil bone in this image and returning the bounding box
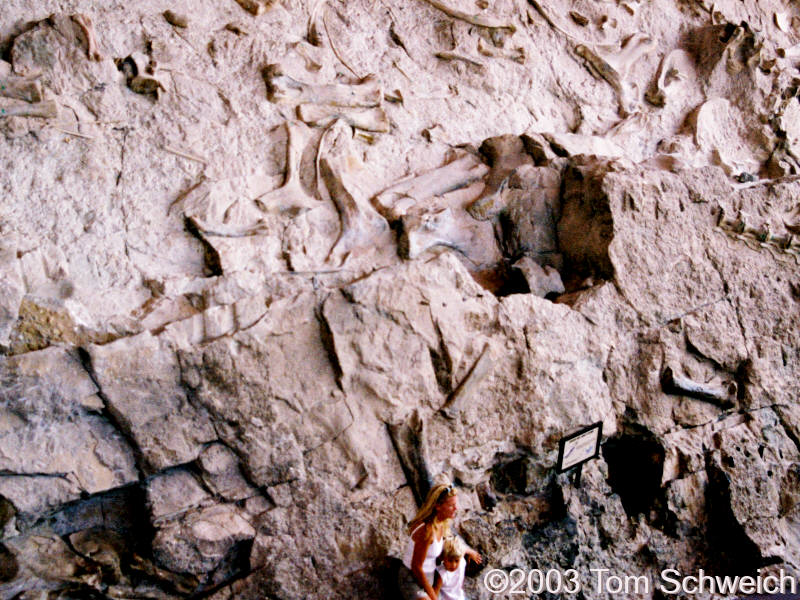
[0,76,43,103]
[661,366,736,407]
[441,343,492,418]
[296,103,389,132]
[164,10,189,28]
[234,0,265,16]
[263,64,382,107]
[0,100,59,119]
[435,52,486,70]
[477,38,525,63]
[399,206,501,266]
[254,121,320,215]
[387,411,432,506]
[575,33,656,116]
[71,14,103,61]
[316,119,390,266]
[373,154,489,220]
[646,49,692,107]
[420,0,516,32]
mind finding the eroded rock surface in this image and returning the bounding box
[1,0,800,598]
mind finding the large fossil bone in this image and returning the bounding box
[316,119,390,266]
[387,411,433,506]
[373,154,489,220]
[575,33,656,116]
[263,64,382,107]
[399,206,501,266]
[0,100,59,119]
[254,121,320,215]
[297,103,389,132]
[0,75,43,103]
[661,366,736,407]
[441,343,492,418]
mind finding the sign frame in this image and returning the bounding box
[556,421,603,473]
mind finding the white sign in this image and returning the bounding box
[557,422,602,472]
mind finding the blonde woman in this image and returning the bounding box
[399,483,482,600]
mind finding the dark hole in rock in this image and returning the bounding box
[0,542,18,583]
[703,462,766,575]
[602,431,665,517]
[493,264,531,297]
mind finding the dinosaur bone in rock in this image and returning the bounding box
[263,64,382,107]
[399,206,501,266]
[296,103,389,132]
[70,14,103,61]
[661,366,736,407]
[254,121,320,215]
[0,100,59,119]
[646,49,694,107]
[477,38,525,63]
[372,154,489,220]
[316,119,390,266]
[441,343,492,419]
[420,0,516,31]
[0,75,43,103]
[575,33,657,116]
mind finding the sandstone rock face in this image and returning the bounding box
[1,1,800,598]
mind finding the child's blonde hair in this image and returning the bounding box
[442,536,465,561]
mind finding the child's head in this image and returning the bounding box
[441,536,464,571]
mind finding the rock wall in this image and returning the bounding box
[1,0,799,598]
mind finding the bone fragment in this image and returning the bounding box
[322,9,361,78]
[373,154,489,220]
[225,22,250,35]
[441,344,492,418]
[477,38,525,63]
[163,145,207,164]
[297,103,390,133]
[317,120,390,266]
[569,11,589,26]
[420,0,516,31]
[234,0,264,16]
[254,121,319,215]
[185,214,268,238]
[527,0,575,40]
[435,52,486,70]
[164,10,189,28]
[575,34,656,116]
[0,76,43,103]
[661,366,736,407]
[263,65,382,107]
[646,49,692,107]
[399,207,501,265]
[387,411,433,506]
[71,14,103,61]
[0,100,59,119]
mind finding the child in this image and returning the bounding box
[433,536,468,600]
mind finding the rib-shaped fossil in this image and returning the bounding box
[263,65,382,107]
[441,344,492,418]
[373,154,489,220]
[0,75,43,103]
[297,103,389,132]
[420,0,515,31]
[317,119,390,266]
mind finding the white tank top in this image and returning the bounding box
[402,522,444,578]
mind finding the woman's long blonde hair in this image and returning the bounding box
[407,483,456,539]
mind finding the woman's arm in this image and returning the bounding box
[432,570,443,600]
[411,524,437,600]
